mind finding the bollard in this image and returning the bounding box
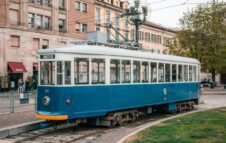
[10,91,14,113]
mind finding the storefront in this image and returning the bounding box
[8,62,27,90]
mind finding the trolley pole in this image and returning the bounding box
[129,0,148,44]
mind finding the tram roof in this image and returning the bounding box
[38,45,200,64]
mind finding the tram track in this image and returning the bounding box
[2,109,198,143]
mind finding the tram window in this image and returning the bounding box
[172,64,177,82]
[165,64,170,82]
[189,65,192,81]
[150,62,157,82]
[121,60,131,83]
[40,61,55,85]
[133,61,140,83]
[142,62,148,83]
[110,60,120,84]
[158,63,164,82]
[92,59,105,84]
[57,61,63,85]
[184,65,188,82]
[193,66,197,81]
[178,65,183,82]
[74,58,89,84]
[64,61,71,85]
[197,66,200,82]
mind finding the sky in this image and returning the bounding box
[131,0,226,29]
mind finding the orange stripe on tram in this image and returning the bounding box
[36,114,68,121]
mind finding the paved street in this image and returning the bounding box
[0,87,225,143]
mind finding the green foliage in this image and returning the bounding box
[133,109,226,143]
[168,2,226,78]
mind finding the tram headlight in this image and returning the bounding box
[43,96,50,106]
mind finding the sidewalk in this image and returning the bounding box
[0,110,39,129]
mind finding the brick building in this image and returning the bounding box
[0,0,176,90]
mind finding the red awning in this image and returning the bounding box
[8,62,27,73]
[33,63,38,71]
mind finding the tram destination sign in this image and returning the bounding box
[40,54,55,59]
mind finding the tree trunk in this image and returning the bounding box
[211,69,216,82]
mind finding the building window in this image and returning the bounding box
[43,16,50,30]
[75,1,81,11]
[33,38,40,50]
[28,13,34,28]
[96,9,101,24]
[59,19,66,32]
[36,15,43,29]
[96,26,101,31]
[115,15,119,28]
[36,0,43,5]
[59,0,65,10]
[106,11,110,24]
[44,0,51,6]
[9,9,19,25]
[125,19,128,30]
[75,22,80,32]
[42,39,49,49]
[121,60,131,83]
[74,58,89,84]
[11,35,20,48]
[82,3,87,12]
[81,23,87,33]
[110,60,120,84]
[92,59,105,84]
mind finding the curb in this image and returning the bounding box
[116,107,222,143]
[0,120,44,139]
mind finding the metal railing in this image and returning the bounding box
[0,91,36,114]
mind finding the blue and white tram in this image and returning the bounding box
[36,45,201,124]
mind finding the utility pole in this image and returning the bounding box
[129,0,148,44]
[106,0,148,46]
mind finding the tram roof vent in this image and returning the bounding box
[87,32,107,44]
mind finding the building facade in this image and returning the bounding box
[93,0,176,54]
[0,0,95,90]
[0,0,176,90]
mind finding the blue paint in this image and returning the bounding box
[168,103,177,111]
[37,83,200,120]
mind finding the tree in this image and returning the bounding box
[168,2,226,81]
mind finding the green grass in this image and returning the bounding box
[132,109,226,143]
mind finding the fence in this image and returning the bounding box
[0,91,36,114]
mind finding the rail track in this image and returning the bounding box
[1,109,195,143]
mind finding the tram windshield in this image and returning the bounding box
[40,61,55,85]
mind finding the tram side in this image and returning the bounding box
[36,47,201,124]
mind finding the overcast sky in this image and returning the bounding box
[132,0,226,29]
